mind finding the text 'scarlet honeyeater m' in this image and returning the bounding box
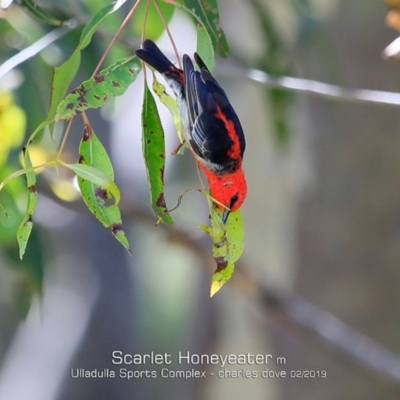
[135,39,247,222]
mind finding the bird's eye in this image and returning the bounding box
[230,194,239,208]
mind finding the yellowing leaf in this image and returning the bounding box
[152,72,185,145]
[210,263,234,297]
[200,205,245,296]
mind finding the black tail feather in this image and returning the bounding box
[135,39,174,74]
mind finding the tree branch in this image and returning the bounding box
[219,60,400,108]
[38,184,400,385]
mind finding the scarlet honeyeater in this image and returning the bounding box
[135,39,247,222]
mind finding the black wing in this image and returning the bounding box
[183,53,245,173]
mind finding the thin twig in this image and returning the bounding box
[153,0,182,69]
[56,118,74,160]
[92,0,143,77]
[141,0,151,44]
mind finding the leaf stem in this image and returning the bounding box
[57,117,74,160]
[0,161,56,193]
[92,0,143,77]
[153,0,181,69]
[139,0,152,82]
[141,0,151,43]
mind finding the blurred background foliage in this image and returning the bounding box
[0,0,301,317]
[1,1,400,400]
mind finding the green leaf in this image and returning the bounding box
[47,0,127,122]
[61,162,121,204]
[141,84,174,225]
[133,1,175,41]
[19,0,67,26]
[200,206,245,296]
[14,228,45,317]
[55,56,142,120]
[183,0,229,58]
[221,208,245,263]
[0,185,23,246]
[17,148,38,260]
[80,0,127,50]
[48,50,81,123]
[70,124,130,252]
[196,23,214,71]
[27,120,52,144]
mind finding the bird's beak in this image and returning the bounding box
[222,208,230,224]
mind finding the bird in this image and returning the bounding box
[135,39,247,223]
